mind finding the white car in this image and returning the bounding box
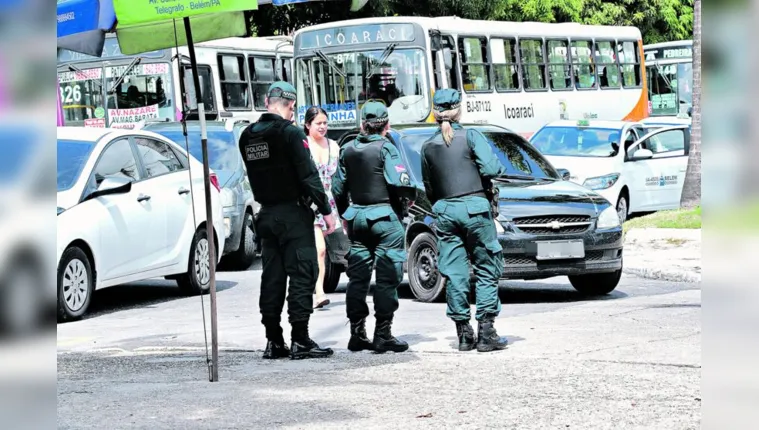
[57,127,226,321]
[530,119,691,222]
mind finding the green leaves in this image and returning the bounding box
[252,0,693,44]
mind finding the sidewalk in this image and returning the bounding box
[623,228,701,283]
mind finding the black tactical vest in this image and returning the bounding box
[423,129,486,201]
[239,118,303,206]
[342,138,391,205]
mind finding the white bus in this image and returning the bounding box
[57,35,293,129]
[643,40,693,120]
[292,16,649,140]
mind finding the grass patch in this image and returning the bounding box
[623,206,701,231]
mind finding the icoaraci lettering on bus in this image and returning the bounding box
[503,104,535,119]
[297,23,416,50]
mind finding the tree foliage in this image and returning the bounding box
[251,0,693,44]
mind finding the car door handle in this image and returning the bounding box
[178,187,190,195]
[137,194,151,202]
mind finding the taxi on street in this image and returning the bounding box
[530,119,692,222]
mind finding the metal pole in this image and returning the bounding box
[183,16,219,383]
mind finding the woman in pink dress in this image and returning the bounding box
[304,107,341,309]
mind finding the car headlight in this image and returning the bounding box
[583,173,620,190]
[220,188,237,208]
[597,206,621,229]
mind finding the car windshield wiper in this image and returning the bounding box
[60,62,102,89]
[108,56,143,93]
[314,49,346,79]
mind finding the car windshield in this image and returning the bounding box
[530,126,621,157]
[399,128,559,182]
[151,129,240,172]
[58,139,95,191]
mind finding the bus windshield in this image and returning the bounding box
[105,62,175,128]
[295,48,429,127]
[646,62,693,116]
[57,67,104,126]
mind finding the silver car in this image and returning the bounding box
[146,120,258,269]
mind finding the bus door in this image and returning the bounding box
[430,31,460,92]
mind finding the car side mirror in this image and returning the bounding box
[556,168,571,180]
[85,176,133,201]
[442,47,453,70]
[629,148,654,161]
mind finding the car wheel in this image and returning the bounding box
[568,266,622,296]
[617,194,629,223]
[231,212,257,270]
[407,232,446,303]
[57,247,94,322]
[177,226,212,296]
[322,251,343,294]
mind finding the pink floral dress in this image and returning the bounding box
[309,137,340,231]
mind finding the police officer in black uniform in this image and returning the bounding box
[239,82,337,360]
[332,101,417,353]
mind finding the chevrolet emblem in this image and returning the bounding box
[549,221,562,230]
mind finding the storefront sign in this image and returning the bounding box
[297,23,416,50]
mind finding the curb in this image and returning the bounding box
[624,266,700,283]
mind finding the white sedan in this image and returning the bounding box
[56,127,226,321]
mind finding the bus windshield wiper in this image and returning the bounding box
[367,43,397,79]
[314,49,346,79]
[60,63,102,88]
[108,56,143,93]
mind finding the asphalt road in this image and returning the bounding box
[57,262,701,429]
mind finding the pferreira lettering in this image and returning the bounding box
[503,104,534,119]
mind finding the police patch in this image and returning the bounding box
[245,142,270,161]
[399,172,410,186]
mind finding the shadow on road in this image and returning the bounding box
[80,280,239,320]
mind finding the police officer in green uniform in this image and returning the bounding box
[420,89,509,353]
[332,101,417,353]
[239,81,337,360]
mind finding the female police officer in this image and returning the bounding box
[332,101,416,353]
[420,89,509,353]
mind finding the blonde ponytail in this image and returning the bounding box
[433,107,462,146]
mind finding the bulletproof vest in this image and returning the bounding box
[423,129,486,201]
[239,118,303,206]
[342,138,391,205]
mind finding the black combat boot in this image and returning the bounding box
[476,317,508,353]
[290,321,334,360]
[262,322,290,359]
[455,320,476,352]
[347,318,374,352]
[373,317,409,353]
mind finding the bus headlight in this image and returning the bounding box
[597,206,621,229]
[583,173,620,190]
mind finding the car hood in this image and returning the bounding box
[542,155,618,186]
[496,179,610,219]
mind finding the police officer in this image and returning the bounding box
[332,101,416,353]
[239,81,337,360]
[420,89,509,353]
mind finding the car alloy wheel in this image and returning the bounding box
[63,259,89,312]
[194,237,211,286]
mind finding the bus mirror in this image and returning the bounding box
[183,71,198,111]
[443,47,452,70]
[430,32,442,50]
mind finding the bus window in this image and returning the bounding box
[282,58,292,83]
[105,63,174,128]
[595,41,621,89]
[218,54,251,111]
[618,41,642,87]
[57,67,104,126]
[571,40,596,89]
[249,56,276,111]
[458,36,491,92]
[442,35,460,90]
[519,39,546,91]
[490,38,520,92]
[547,39,571,90]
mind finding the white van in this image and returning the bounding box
[530,119,691,222]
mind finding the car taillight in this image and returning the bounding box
[210,173,221,193]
